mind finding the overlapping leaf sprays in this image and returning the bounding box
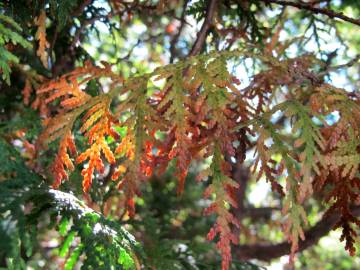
[36,49,360,269]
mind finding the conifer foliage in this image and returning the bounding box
[0,138,139,270]
[0,14,31,84]
[1,1,360,269]
[36,49,360,269]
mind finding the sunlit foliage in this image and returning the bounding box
[0,0,359,269]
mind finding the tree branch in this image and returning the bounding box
[234,206,360,261]
[242,207,280,220]
[318,54,360,77]
[72,0,93,17]
[189,0,218,56]
[70,13,112,53]
[260,0,360,26]
[169,0,190,63]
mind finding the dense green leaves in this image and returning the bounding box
[0,138,139,270]
[0,14,31,84]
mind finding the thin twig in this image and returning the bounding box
[70,13,113,53]
[117,33,163,63]
[319,54,360,77]
[169,0,190,63]
[260,0,360,26]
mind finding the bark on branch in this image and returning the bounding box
[260,0,360,26]
[234,206,360,261]
[170,0,190,63]
[190,0,218,56]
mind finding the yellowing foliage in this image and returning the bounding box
[35,49,360,270]
[35,10,49,68]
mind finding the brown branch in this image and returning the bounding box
[70,13,112,53]
[260,0,360,26]
[234,206,360,261]
[189,0,218,56]
[231,163,250,214]
[72,0,93,17]
[242,207,280,220]
[50,0,93,73]
[169,0,190,63]
[117,33,163,63]
[318,54,360,77]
